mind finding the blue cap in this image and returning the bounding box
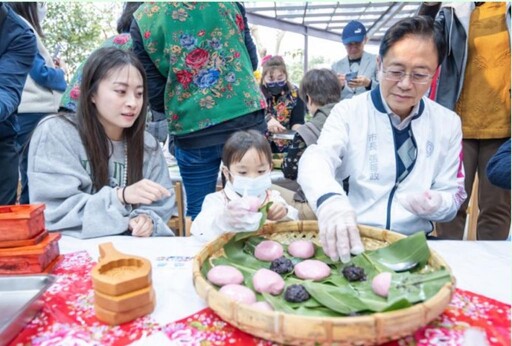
[342,20,367,45]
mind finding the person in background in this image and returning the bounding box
[0,3,37,205]
[486,139,511,190]
[191,130,298,242]
[131,2,266,220]
[260,55,305,153]
[277,68,342,220]
[298,16,466,262]
[7,2,67,204]
[419,2,511,240]
[331,20,378,100]
[28,47,176,239]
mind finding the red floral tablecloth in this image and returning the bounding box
[9,252,510,346]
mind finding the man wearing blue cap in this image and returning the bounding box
[332,20,378,100]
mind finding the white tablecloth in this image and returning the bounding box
[59,236,511,326]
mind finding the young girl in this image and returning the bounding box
[191,130,299,242]
[28,47,176,239]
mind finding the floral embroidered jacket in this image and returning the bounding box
[60,33,132,112]
[134,3,265,136]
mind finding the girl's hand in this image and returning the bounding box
[267,117,286,134]
[129,214,153,237]
[121,179,171,205]
[267,202,287,221]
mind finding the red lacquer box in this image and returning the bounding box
[0,204,45,242]
[0,233,61,274]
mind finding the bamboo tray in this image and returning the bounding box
[192,221,455,345]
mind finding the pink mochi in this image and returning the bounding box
[294,260,331,281]
[219,284,257,304]
[288,240,315,259]
[207,265,244,286]
[252,268,285,295]
[251,301,274,312]
[244,196,262,212]
[372,272,392,298]
[254,240,284,261]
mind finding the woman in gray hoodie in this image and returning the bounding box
[28,47,177,239]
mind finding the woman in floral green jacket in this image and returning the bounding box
[131,2,266,219]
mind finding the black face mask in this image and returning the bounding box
[268,85,284,95]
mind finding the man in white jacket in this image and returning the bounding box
[298,16,466,263]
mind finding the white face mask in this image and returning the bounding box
[231,173,271,198]
[37,2,47,24]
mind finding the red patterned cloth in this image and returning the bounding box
[9,252,510,346]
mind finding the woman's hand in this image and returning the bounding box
[54,57,67,74]
[267,117,286,133]
[267,202,287,221]
[129,214,153,237]
[121,179,171,205]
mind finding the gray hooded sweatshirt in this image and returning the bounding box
[28,114,176,238]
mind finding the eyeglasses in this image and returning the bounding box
[382,70,433,85]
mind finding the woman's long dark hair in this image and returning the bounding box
[6,2,44,37]
[116,2,143,34]
[78,47,148,191]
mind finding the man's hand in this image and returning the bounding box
[316,196,364,263]
[347,75,371,89]
[398,190,443,217]
[129,214,153,237]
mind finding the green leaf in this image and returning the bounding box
[262,292,296,314]
[303,281,370,314]
[387,269,452,304]
[242,236,267,256]
[233,231,259,242]
[258,201,273,229]
[365,232,431,271]
[204,231,451,317]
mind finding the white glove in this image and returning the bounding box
[398,190,442,217]
[219,198,262,232]
[316,195,364,263]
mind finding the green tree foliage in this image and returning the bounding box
[284,49,329,86]
[42,2,121,79]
